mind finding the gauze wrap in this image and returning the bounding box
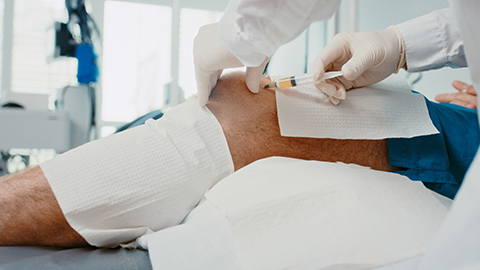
[275,75,439,139]
[40,98,234,247]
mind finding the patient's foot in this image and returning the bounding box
[207,72,398,172]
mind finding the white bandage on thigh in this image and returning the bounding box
[40,98,234,247]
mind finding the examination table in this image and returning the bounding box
[0,246,152,270]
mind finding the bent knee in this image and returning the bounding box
[206,72,282,170]
[206,72,277,131]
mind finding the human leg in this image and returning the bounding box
[388,99,480,199]
[207,72,398,172]
[0,71,398,248]
[0,166,88,246]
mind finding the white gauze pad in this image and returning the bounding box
[275,75,439,139]
[40,97,234,247]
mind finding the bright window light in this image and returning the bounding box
[101,126,116,138]
[178,8,223,98]
[102,1,172,122]
[0,0,3,88]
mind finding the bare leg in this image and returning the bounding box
[0,71,397,247]
[0,166,88,246]
[207,72,398,172]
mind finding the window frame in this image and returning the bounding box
[90,0,228,138]
[1,0,13,101]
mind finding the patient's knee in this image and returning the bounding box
[207,72,276,129]
[206,72,279,170]
[205,72,396,172]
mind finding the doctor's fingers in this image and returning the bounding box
[311,32,382,82]
[435,92,477,109]
[314,79,347,105]
[310,33,354,83]
[196,68,223,106]
[245,57,269,93]
[194,22,246,105]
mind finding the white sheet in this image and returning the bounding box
[141,157,451,270]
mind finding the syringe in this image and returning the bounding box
[263,71,343,89]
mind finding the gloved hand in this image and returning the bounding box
[310,26,406,105]
[194,23,269,106]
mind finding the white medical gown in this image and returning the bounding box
[392,2,480,270]
[218,0,341,67]
[395,8,467,72]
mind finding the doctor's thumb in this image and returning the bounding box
[245,58,269,93]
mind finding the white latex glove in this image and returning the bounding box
[310,26,405,105]
[194,23,269,106]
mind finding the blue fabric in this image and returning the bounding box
[388,96,479,199]
[115,109,164,133]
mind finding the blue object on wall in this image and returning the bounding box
[75,43,99,84]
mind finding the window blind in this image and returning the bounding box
[11,0,77,94]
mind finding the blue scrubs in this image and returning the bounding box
[388,97,479,199]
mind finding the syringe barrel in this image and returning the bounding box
[276,72,342,89]
[291,73,314,86]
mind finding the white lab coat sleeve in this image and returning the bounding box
[219,0,341,67]
[395,8,467,72]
